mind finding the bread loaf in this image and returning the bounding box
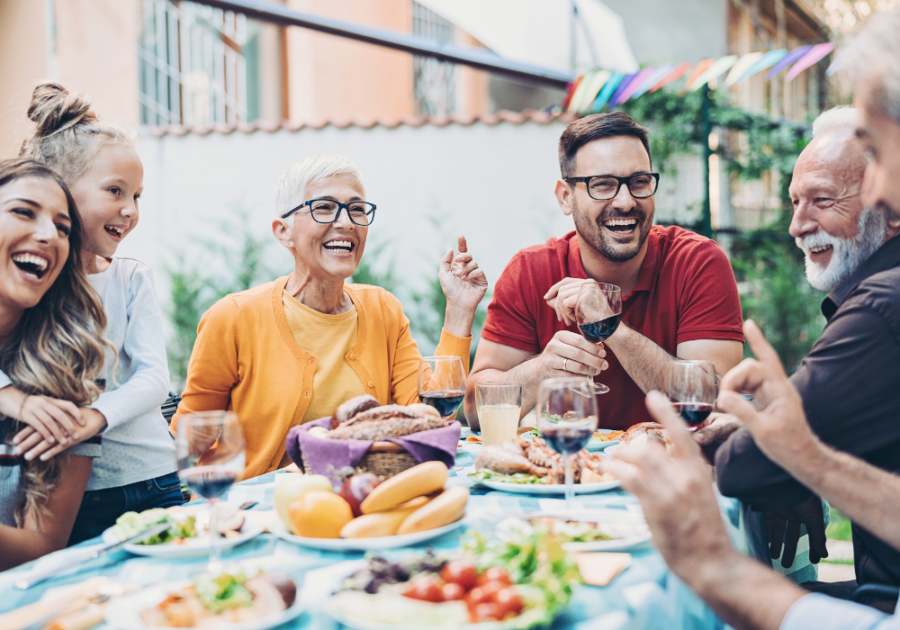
[331,395,381,427]
[326,415,444,441]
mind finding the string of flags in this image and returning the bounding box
[563,42,835,114]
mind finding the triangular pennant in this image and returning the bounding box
[631,64,675,100]
[566,72,596,113]
[725,52,764,86]
[591,72,625,112]
[685,59,715,90]
[738,49,787,83]
[561,75,584,111]
[574,70,611,113]
[650,62,694,92]
[615,67,656,105]
[766,46,812,79]
[690,55,739,91]
[785,43,834,81]
[608,72,639,108]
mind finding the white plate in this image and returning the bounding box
[478,478,620,494]
[585,439,620,452]
[101,511,266,559]
[104,579,304,630]
[496,515,651,552]
[269,517,464,551]
[561,533,652,552]
[329,606,502,630]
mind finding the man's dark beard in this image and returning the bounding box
[572,196,653,263]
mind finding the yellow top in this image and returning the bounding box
[281,291,367,423]
[173,278,472,479]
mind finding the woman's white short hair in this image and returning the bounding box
[274,154,363,218]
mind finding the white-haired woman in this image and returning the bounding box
[173,155,487,478]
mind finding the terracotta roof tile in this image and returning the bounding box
[144,109,574,137]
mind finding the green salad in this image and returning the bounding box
[112,508,198,545]
[194,572,253,613]
[469,470,549,485]
[463,528,581,629]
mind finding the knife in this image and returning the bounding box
[13,520,173,590]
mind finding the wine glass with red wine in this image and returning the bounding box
[574,282,622,395]
[175,411,246,572]
[666,360,717,432]
[536,377,599,513]
[418,356,466,420]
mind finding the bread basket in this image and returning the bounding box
[299,440,418,479]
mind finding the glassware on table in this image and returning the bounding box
[536,377,599,513]
[418,356,467,420]
[574,282,622,395]
[175,411,246,572]
[475,382,523,446]
[666,360,717,432]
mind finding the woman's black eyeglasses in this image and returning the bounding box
[281,198,377,226]
[565,173,660,201]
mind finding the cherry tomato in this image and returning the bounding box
[402,575,444,603]
[440,559,478,589]
[473,602,502,622]
[493,586,524,617]
[476,566,512,587]
[479,581,505,600]
[441,582,466,601]
[464,586,492,608]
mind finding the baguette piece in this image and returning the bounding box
[360,461,449,514]
[397,487,468,535]
[326,415,444,441]
[340,498,430,538]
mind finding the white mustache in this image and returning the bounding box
[795,230,841,256]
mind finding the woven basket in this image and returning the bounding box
[300,440,419,480]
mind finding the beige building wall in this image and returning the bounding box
[0,0,140,158]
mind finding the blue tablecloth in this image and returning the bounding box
[0,439,801,629]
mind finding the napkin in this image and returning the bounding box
[286,417,461,477]
[574,552,632,586]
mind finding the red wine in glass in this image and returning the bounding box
[541,424,594,455]
[671,402,714,427]
[578,314,622,343]
[420,390,465,419]
[182,466,239,500]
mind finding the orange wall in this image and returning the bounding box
[0,0,140,159]
[285,0,415,122]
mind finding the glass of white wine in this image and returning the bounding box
[475,382,522,445]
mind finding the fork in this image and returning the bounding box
[21,582,127,630]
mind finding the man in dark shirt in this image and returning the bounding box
[715,107,900,592]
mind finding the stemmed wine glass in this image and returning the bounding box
[666,360,717,432]
[418,356,467,420]
[175,411,246,572]
[536,377,599,514]
[574,282,622,395]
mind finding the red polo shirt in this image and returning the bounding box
[481,226,744,429]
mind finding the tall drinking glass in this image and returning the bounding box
[536,378,599,513]
[418,356,466,420]
[175,411,245,572]
[475,382,522,445]
[574,282,622,395]
[666,360,717,432]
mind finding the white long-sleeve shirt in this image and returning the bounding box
[86,257,176,490]
[782,593,900,630]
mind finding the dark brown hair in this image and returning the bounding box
[558,112,652,178]
[0,159,107,524]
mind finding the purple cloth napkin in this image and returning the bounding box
[285,417,461,478]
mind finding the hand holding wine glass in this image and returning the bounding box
[536,377,599,514]
[175,411,246,572]
[666,360,717,432]
[418,356,466,420]
[575,282,622,395]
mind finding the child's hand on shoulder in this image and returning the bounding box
[14,408,108,462]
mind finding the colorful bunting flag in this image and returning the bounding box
[615,67,656,105]
[650,61,693,92]
[690,55,739,91]
[572,70,611,113]
[566,71,597,113]
[591,72,625,112]
[785,43,834,81]
[631,64,675,100]
[608,72,639,108]
[685,59,715,90]
[725,52,764,86]
[766,46,811,78]
[738,49,787,83]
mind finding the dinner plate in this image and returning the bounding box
[496,515,651,552]
[104,579,304,630]
[478,478,621,494]
[328,606,502,630]
[269,517,465,551]
[585,429,624,451]
[101,511,266,559]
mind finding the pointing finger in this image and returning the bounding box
[744,320,788,379]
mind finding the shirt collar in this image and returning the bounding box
[822,234,900,319]
[569,228,660,299]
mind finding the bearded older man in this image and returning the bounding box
[711,105,900,603]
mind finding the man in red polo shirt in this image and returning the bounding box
[465,112,744,431]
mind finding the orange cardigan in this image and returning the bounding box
[172,277,471,478]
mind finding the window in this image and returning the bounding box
[139,0,248,126]
[412,2,457,116]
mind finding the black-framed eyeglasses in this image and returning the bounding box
[281,198,377,226]
[565,173,660,201]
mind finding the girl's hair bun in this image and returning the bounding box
[27,81,97,138]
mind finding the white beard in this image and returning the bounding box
[796,207,889,292]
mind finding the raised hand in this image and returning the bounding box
[439,236,488,336]
[543,277,595,326]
